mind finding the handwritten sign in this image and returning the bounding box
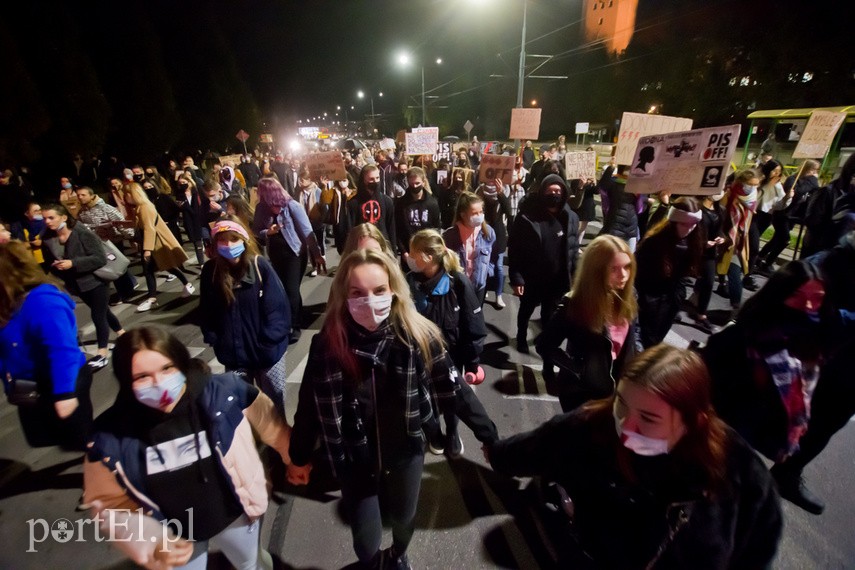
[625,124,741,196]
[793,110,847,159]
[304,151,347,181]
[509,108,542,140]
[405,127,439,155]
[478,154,516,185]
[564,151,597,181]
[616,112,693,166]
[259,133,273,143]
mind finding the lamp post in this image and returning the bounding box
[398,53,442,127]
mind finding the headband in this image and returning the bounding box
[211,220,249,241]
[667,207,702,225]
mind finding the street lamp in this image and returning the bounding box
[397,51,442,126]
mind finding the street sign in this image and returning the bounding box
[464,120,474,134]
[235,129,250,142]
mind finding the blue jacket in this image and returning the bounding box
[252,200,320,258]
[0,284,86,399]
[199,255,290,369]
[442,224,497,291]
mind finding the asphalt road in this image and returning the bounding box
[1,224,853,569]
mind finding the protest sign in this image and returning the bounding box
[305,151,347,181]
[405,127,439,155]
[435,141,453,163]
[509,108,542,140]
[625,124,741,196]
[793,110,847,159]
[615,112,693,166]
[564,151,597,181]
[478,154,516,185]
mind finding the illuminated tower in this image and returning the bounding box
[583,0,639,55]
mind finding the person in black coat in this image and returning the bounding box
[346,164,397,250]
[508,173,580,353]
[538,235,641,413]
[599,164,641,251]
[703,259,855,515]
[801,152,855,258]
[394,166,441,254]
[199,219,290,417]
[406,229,499,458]
[488,344,782,569]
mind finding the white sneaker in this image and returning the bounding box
[137,298,158,312]
[496,294,506,308]
[182,283,196,298]
[165,274,177,282]
[309,269,318,277]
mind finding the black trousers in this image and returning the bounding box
[694,258,717,315]
[18,365,93,451]
[438,377,499,445]
[268,233,306,332]
[77,282,123,349]
[340,454,424,564]
[759,210,792,265]
[142,257,188,298]
[517,283,562,343]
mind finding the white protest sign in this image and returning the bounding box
[305,151,347,181]
[616,112,693,166]
[478,154,516,185]
[575,122,590,135]
[793,110,847,159]
[509,108,542,140]
[405,127,439,155]
[435,141,453,163]
[564,151,597,181]
[625,124,741,196]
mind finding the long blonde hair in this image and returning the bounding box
[322,249,445,378]
[566,235,637,331]
[409,229,462,274]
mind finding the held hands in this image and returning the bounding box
[286,463,312,486]
[54,397,79,419]
[152,536,194,567]
[52,259,73,271]
[313,254,327,275]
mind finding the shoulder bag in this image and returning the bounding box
[94,239,130,281]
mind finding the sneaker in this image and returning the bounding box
[446,432,464,459]
[383,547,412,570]
[88,355,109,370]
[428,430,445,455]
[289,329,302,344]
[495,294,506,309]
[137,298,159,312]
[75,494,93,512]
[309,269,318,277]
[181,282,196,298]
[108,297,123,307]
[694,316,716,334]
[165,274,177,282]
[714,283,728,297]
[771,464,825,515]
[742,275,758,291]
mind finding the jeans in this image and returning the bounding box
[114,270,138,300]
[229,350,288,419]
[726,262,744,307]
[77,282,123,349]
[341,454,424,564]
[180,515,269,570]
[491,252,506,296]
[268,233,306,333]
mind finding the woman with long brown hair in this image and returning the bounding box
[489,344,782,568]
[538,235,641,412]
[0,241,92,450]
[442,190,497,305]
[199,218,290,417]
[288,248,458,569]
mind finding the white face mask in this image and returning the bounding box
[347,294,393,330]
[468,214,485,228]
[406,256,422,273]
[614,416,671,456]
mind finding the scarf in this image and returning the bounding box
[750,347,819,460]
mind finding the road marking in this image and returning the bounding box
[504,394,560,402]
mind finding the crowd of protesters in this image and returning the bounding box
[1,136,854,569]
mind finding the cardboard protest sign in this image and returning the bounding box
[793,110,847,159]
[405,127,439,155]
[478,154,516,185]
[305,151,347,181]
[564,151,597,181]
[616,112,693,166]
[509,108,542,140]
[625,124,741,196]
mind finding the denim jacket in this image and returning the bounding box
[442,224,497,291]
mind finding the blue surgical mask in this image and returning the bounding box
[62,183,72,190]
[133,370,186,410]
[32,215,43,221]
[217,242,245,259]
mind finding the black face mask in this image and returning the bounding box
[544,194,564,208]
[145,172,154,178]
[179,182,189,190]
[133,174,144,182]
[365,182,379,192]
[407,185,422,194]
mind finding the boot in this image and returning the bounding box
[770,463,825,515]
